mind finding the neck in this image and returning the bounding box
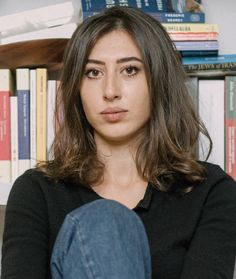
[95,134,144,188]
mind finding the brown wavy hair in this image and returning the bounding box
[37,6,212,194]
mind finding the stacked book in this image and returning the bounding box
[81,0,205,23]
[163,23,219,57]
[0,68,59,183]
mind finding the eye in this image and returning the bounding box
[84,68,103,79]
[122,66,140,77]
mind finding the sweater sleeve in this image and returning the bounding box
[181,173,236,279]
[1,171,50,279]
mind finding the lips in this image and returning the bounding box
[101,107,128,114]
[100,107,128,122]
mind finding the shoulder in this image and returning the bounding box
[6,169,60,211]
[194,161,236,207]
[9,169,54,197]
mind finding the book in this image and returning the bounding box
[198,79,225,170]
[168,32,218,42]
[47,80,57,160]
[186,76,199,158]
[81,0,205,23]
[0,69,13,182]
[162,23,218,33]
[180,50,219,57]
[171,0,203,13]
[30,69,37,168]
[36,68,47,162]
[225,76,236,180]
[183,54,236,72]
[186,76,198,111]
[16,68,31,176]
[150,12,205,23]
[10,96,18,182]
[175,40,218,51]
[0,1,81,38]
[0,23,78,45]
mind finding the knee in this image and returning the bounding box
[68,199,142,229]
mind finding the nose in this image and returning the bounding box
[103,73,121,101]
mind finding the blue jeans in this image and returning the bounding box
[51,199,152,279]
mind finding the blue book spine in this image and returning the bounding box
[149,12,205,23]
[182,54,236,65]
[81,0,171,13]
[180,50,218,57]
[18,90,30,160]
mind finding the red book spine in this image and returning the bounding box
[0,91,11,160]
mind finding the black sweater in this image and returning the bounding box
[2,162,236,279]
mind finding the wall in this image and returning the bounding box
[202,0,236,54]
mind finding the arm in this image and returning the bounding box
[1,171,49,279]
[181,174,236,279]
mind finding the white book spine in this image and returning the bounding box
[30,70,37,168]
[198,79,225,169]
[47,80,57,160]
[10,96,18,182]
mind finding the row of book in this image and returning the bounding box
[187,74,236,180]
[1,67,236,183]
[0,0,206,45]
[0,68,59,183]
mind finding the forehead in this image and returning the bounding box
[88,30,142,59]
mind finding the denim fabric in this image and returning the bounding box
[51,199,151,279]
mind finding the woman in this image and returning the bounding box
[2,6,236,279]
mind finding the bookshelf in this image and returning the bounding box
[0,38,69,205]
[0,1,236,277]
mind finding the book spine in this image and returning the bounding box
[186,76,199,158]
[47,80,57,160]
[30,69,37,168]
[10,96,18,182]
[175,40,218,51]
[198,80,225,170]
[225,76,236,180]
[81,0,173,13]
[36,68,47,162]
[169,32,218,41]
[162,23,218,33]
[16,68,30,176]
[82,10,205,23]
[149,12,205,23]
[0,69,12,182]
[180,50,218,57]
[184,61,236,72]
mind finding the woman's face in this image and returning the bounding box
[80,30,150,144]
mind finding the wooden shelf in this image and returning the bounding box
[0,38,69,78]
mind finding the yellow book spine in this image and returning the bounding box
[36,68,47,162]
[162,23,219,33]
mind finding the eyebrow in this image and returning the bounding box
[86,56,143,65]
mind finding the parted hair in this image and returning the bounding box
[37,6,212,194]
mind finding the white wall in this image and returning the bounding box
[0,0,67,15]
[202,0,236,54]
